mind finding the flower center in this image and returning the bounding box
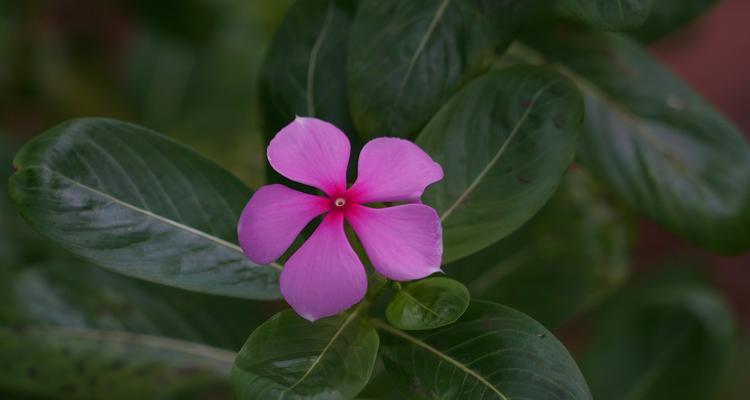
[333,197,346,208]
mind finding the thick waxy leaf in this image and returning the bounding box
[515,31,750,253]
[418,67,582,263]
[377,300,592,400]
[386,277,470,330]
[9,118,281,299]
[581,271,734,400]
[558,0,653,31]
[0,261,274,350]
[260,0,357,135]
[0,326,235,399]
[632,0,716,42]
[347,0,499,140]
[447,168,631,327]
[232,309,379,399]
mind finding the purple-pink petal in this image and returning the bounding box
[346,204,442,281]
[280,211,367,321]
[348,137,443,203]
[267,117,350,196]
[238,184,330,265]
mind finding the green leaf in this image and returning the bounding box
[558,0,653,31]
[347,0,498,140]
[259,0,357,135]
[259,0,362,186]
[0,261,275,350]
[418,66,582,263]
[376,300,592,399]
[447,168,632,327]
[513,31,750,253]
[0,325,234,399]
[232,309,379,399]
[9,118,281,299]
[631,0,716,43]
[581,271,734,400]
[386,277,470,331]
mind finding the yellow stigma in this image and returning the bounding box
[334,198,346,207]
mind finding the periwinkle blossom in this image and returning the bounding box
[238,117,444,321]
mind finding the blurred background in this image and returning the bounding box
[1,0,749,398]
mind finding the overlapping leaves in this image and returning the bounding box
[512,28,750,253]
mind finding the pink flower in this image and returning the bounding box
[238,117,444,321]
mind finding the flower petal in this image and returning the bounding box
[280,211,367,321]
[238,184,330,265]
[267,117,350,196]
[347,204,442,281]
[348,138,443,203]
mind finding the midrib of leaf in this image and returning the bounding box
[372,319,509,400]
[439,82,554,222]
[391,0,452,114]
[22,165,282,272]
[306,0,335,117]
[621,327,692,400]
[18,325,237,365]
[279,309,361,398]
[508,42,697,179]
[400,290,445,320]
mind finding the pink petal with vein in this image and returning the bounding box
[267,117,350,196]
[348,137,443,203]
[280,211,367,321]
[347,204,442,281]
[238,184,330,265]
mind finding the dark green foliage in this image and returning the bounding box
[378,301,592,399]
[4,1,745,399]
[516,28,750,253]
[558,0,653,31]
[581,271,734,400]
[9,118,281,299]
[632,0,717,42]
[419,66,583,262]
[232,309,379,399]
[0,261,274,351]
[0,326,234,399]
[447,168,632,327]
[385,277,470,330]
[346,0,541,141]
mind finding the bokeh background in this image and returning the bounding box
[2,0,749,397]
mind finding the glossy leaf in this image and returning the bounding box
[447,168,631,327]
[259,0,357,135]
[232,309,379,399]
[418,66,582,263]
[558,0,653,31]
[9,118,281,299]
[377,300,592,399]
[386,277,470,331]
[347,0,497,140]
[581,271,734,400]
[632,0,716,43]
[515,30,750,253]
[0,326,235,399]
[0,261,275,350]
